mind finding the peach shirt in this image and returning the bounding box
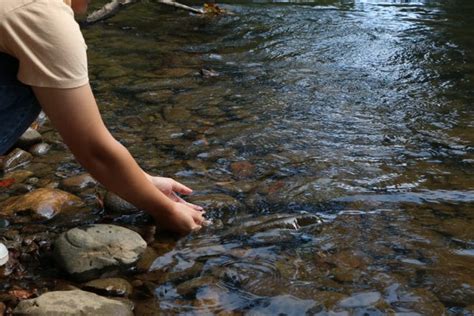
[0,0,88,88]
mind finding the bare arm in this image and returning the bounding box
[32,84,203,234]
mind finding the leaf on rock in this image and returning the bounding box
[0,178,15,188]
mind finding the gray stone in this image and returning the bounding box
[338,291,382,308]
[16,128,42,149]
[104,192,137,213]
[1,148,33,172]
[13,290,133,316]
[54,224,147,281]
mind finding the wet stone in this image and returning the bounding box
[1,148,33,172]
[54,224,147,281]
[16,127,42,149]
[0,188,83,220]
[83,278,133,297]
[13,290,133,316]
[338,291,382,308]
[60,173,97,193]
[29,143,51,156]
[104,191,137,213]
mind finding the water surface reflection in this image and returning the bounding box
[71,0,474,313]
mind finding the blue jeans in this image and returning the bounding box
[0,53,41,155]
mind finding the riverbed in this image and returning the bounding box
[1,0,473,314]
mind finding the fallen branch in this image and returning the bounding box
[86,0,138,24]
[157,0,204,14]
[85,0,204,25]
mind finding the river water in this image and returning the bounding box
[2,0,474,314]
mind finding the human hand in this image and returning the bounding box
[154,201,205,235]
[146,175,203,211]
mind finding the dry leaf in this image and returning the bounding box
[8,289,35,300]
[203,3,225,15]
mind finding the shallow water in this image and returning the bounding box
[2,0,474,314]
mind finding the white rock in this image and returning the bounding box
[0,243,8,266]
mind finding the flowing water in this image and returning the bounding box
[2,0,474,314]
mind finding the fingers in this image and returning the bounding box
[185,201,204,211]
[191,209,205,225]
[171,192,204,211]
[171,179,193,195]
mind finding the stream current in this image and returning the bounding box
[2,0,474,314]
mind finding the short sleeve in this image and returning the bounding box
[2,0,88,88]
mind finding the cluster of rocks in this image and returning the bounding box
[0,127,50,173]
[3,224,147,315]
[0,127,147,315]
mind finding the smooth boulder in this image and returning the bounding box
[0,188,83,219]
[13,290,133,316]
[54,224,147,281]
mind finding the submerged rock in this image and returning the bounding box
[60,173,97,193]
[104,192,137,213]
[1,148,32,172]
[83,278,133,297]
[16,128,42,149]
[54,224,147,281]
[0,188,83,220]
[13,290,133,316]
